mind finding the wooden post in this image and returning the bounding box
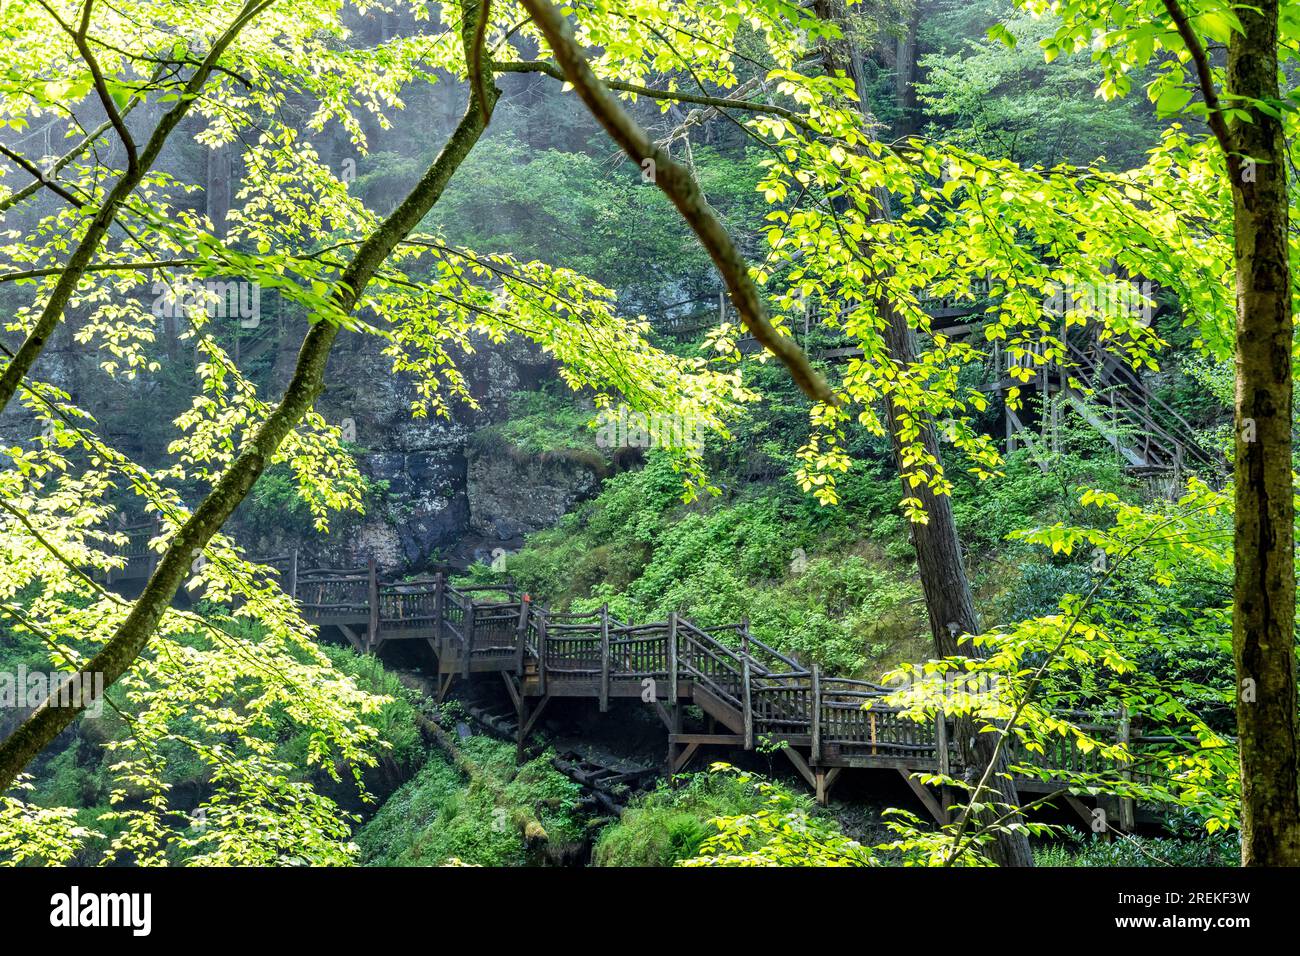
[433,572,445,648]
[599,604,610,713]
[936,712,950,776]
[287,548,298,602]
[366,557,379,653]
[515,593,530,676]
[667,612,679,702]
[667,699,682,774]
[462,598,474,679]
[1117,704,1135,830]
[741,658,753,750]
[537,612,548,696]
[811,664,822,763]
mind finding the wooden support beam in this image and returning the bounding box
[1064,794,1100,833]
[815,767,842,806]
[501,670,522,713]
[338,624,366,653]
[653,701,674,733]
[782,746,817,790]
[666,702,683,774]
[519,694,551,738]
[898,769,947,825]
[671,741,700,773]
[435,672,457,704]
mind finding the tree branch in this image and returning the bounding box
[491,58,817,134]
[0,143,85,207]
[0,0,499,796]
[1161,0,1236,163]
[513,1,836,406]
[0,0,276,418]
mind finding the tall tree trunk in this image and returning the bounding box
[812,0,1034,866]
[893,3,921,136]
[1227,0,1300,866]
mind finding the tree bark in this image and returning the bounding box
[1225,0,1300,866]
[812,0,1034,867]
[893,3,921,136]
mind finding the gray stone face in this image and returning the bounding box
[302,330,564,571]
[467,447,602,542]
[15,323,594,575]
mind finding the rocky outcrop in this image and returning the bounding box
[15,319,585,574]
[293,329,561,571]
[466,437,604,542]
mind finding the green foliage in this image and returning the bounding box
[0,609,425,866]
[1035,831,1237,868]
[918,4,1162,168]
[356,737,584,867]
[678,765,877,867]
[592,764,835,866]
[471,385,603,457]
[430,136,767,313]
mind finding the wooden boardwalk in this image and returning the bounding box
[260,562,1142,823]
[98,539,1146,824]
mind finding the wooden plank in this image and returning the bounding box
[669,733,745,746]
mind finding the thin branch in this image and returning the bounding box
[0,0,277,418]
[492,59,817,134]
[0,143,85,207]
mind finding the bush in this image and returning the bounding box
[592,769,816,867]
[1034,832,1238,867]
[356,737,584,867]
